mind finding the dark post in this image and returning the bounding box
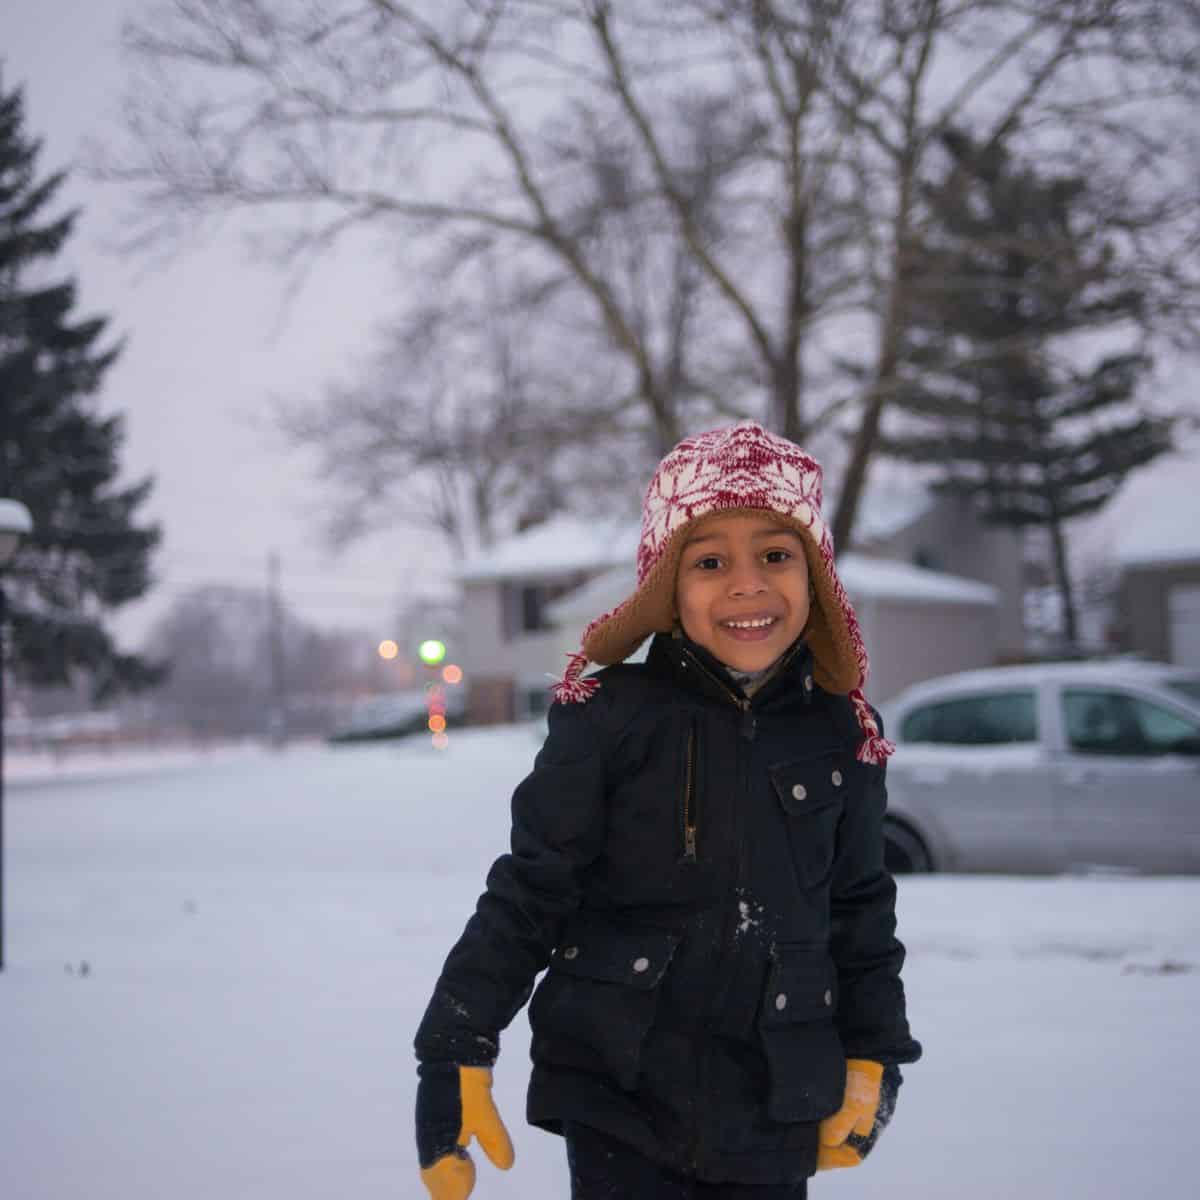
[267,552,287,747]
[1,580,7,971]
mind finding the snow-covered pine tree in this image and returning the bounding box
[882,130,1173,649]
[0,76,161,699]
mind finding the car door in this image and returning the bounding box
[891,687,1061,872]
[1052,685,1200,872]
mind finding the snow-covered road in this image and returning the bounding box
[2,729,1197,1199]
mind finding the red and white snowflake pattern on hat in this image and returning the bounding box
[552,422,894,764]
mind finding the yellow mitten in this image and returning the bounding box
[417,1064,514,1199]
[817,1059,899,1171]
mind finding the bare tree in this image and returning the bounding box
[276,256,630,552]
[99,0,1200,547]
[818,0,1200,545]
[96,3,866,469]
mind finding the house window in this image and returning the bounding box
[501,577,584,640]
[521,586,545,633]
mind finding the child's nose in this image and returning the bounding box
[728,562,768,597]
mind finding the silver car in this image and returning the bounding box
[879,661,1200,874]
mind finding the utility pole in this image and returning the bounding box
[267,552,287,748]
[0,498,34,971]
[0,580,7,971]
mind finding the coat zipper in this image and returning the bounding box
[682,721,698,861]
[678,646,761,1173]
[679,645,757,736]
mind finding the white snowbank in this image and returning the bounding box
[1,725,1196,1200]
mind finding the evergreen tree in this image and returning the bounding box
[885,131,1172,647]
[0,77,161,699]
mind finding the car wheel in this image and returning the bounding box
[883,819,934,874]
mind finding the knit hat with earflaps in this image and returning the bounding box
[552,422,895,765]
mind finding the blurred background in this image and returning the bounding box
[2,3,1199,1198]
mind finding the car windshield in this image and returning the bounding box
[1165,678,1200,706]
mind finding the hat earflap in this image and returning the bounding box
[850,689,896,765]
[551,651,599,705]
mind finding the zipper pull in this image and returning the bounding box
[684,826,697,859]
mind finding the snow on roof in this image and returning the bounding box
[458,516,640,583]
[839,554,997,605]
[547,563,635,624]
[459,474,942,587]
[1068,440,1200,570]
[548,552,996,626]
[851,482,936,544]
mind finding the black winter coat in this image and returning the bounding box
[414,633,921,1186]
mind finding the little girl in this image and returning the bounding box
[415,423,921,1198]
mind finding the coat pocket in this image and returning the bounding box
[529,920,681,1091]
[770,756,847,890]
[758,946,846,1123]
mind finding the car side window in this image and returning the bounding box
[901,690,1038,745]
[1062,689,1200,756]
[1130,696,1200,754]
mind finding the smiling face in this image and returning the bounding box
[673,512,812,673]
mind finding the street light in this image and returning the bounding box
[0,498,33,973]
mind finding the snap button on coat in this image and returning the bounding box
[831,770,843,786]
[791,783,807,801]
[632,956,650,974]
[775,993,788,1011]
[563,946,579,960]
[824,989,833,1006]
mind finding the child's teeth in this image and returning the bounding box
[727,618,774,628]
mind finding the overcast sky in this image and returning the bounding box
[5,1,1198,663]
[2,0,444,653]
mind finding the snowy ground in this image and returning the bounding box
[2,727,1197,1200]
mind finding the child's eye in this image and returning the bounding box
[694,555,722,571]
[763,548,792,564]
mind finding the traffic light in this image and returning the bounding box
[418,639,447,667]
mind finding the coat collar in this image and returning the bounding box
[646,631,815,712]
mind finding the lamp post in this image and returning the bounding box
[0,498,33,972]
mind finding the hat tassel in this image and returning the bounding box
[850,688,895,765]
[551,651,601,705]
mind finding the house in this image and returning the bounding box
[549,552,999,706]
[457,517,639,723]
[1101,449,1200,668]
[456,486,1024,718]
[850,485,1026,661]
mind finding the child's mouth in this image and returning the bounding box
[719,616,779,641]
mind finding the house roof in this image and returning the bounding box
[1107,448,1200,568]
[457,478,940,586]
[847,482,936,544]
[548,552,996,626]
[458,516,639,583]
[1053,435,1200,572]
[839,555,998,605]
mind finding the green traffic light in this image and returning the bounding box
[418,639,447,666]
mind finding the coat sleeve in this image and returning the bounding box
[827,709,922,1066]
[413,694,611,1066]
